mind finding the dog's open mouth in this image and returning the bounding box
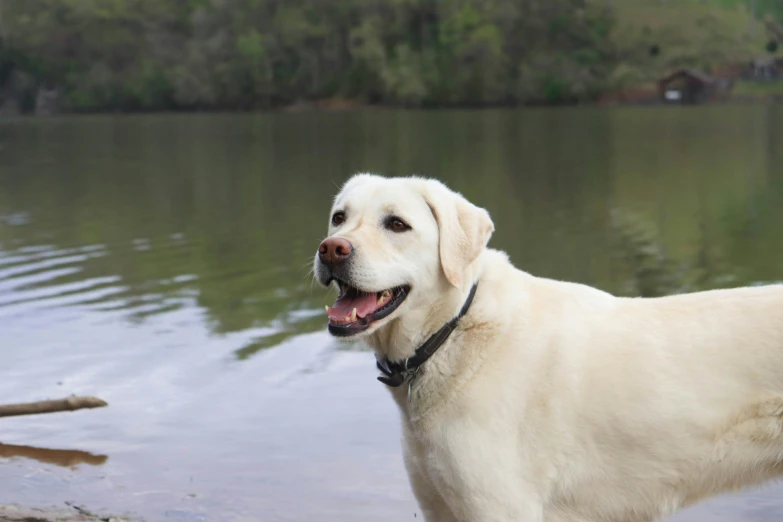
[325,281,410,336]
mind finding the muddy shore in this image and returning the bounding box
[0,504,138,522]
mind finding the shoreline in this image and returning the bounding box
[0,504,138,522]
[2,91,782,119]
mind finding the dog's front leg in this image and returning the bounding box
[424,426,545,522]
[402,425,459,522]
[405,454,460,522]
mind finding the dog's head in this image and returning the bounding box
[314,173,494,339]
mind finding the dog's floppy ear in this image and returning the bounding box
[422,179,494,289]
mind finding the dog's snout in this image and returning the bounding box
[318,237,353,265]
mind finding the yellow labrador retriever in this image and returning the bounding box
[313,173,783,522]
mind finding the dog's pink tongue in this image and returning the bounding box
[328,292,377,320]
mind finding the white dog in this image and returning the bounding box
[313,173,783,522]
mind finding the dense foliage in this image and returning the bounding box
[0,0,617,112]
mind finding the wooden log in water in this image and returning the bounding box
[0,396,107,418]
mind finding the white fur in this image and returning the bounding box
[315,173,783,522]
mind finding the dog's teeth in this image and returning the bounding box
[325,306,329,313]
[377,289,392,305]
[350,308,357,322]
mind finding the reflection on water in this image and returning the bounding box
[0,443,107,468]
[0,107,782,521]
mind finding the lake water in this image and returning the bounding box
[1,106,782,521]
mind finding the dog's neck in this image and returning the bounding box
[366,275,480,363]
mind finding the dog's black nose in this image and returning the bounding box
[318,237,353,265]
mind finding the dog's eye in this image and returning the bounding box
[386,217,411,232]
[331,212,346,226]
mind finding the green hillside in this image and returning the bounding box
[609,0,779,88]
[0,0,781,113]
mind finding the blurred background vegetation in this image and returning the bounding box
[0,0,781,113]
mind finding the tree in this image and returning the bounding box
[0,0,620,112]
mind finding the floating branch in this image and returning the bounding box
[0,396,108,418]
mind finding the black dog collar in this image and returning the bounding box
[376,282,479,388]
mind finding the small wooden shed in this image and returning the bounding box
[658,68,716,104]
